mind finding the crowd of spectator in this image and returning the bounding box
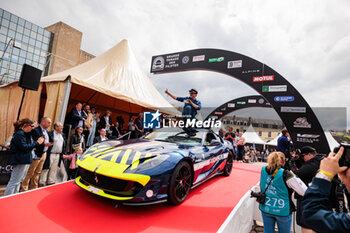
[251,128,350,232]
[3,102,146,196]
[219,127,273,163]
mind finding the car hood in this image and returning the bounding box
[79,139,191,168]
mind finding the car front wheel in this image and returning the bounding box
[223,151,233,176]
[168,161,192,205]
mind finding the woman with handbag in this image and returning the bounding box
[70,126,85,153]
[258,152,307,233]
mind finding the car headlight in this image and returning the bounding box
[131,155,170,173]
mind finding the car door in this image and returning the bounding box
[193,132,224,184]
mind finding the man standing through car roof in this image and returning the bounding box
[165,88,201,120]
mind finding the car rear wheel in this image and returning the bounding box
[223,151,233,176]
[168,161,192,205]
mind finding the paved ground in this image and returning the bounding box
[1,162,270,232]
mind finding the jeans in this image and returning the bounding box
[261,212,292,233]
[4,164,30,196]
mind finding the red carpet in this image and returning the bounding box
[0,162,261,233]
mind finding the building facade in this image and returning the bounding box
[222,115,284,142]
[0,8,95,85]
[0,8,52,84]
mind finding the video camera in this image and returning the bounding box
[333,143,350,167]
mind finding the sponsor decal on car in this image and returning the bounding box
[152,56,165,71]
[253,75,274,82]
[293,117,311,128]
[208,57,225,63]
[262,85,287,92]
[227,60,242,69]
[248,99,257,104]
[192,55,205,62]
[182,56,190,64]
[237,101,246,105]
[274,96,295,102]
[227,103,235,108]
[214,112,223,115]
[281,107,306,113]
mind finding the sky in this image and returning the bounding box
[2,0,350,129]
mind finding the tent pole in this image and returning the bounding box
[57,77,72,125]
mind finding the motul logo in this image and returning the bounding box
[253,75,274,82]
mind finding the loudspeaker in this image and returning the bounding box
[18,64,42,91]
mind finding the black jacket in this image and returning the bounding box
[302,177,350,233]
[31,126,47,158]
[99,115,112,130]
[111,126,121,138]
[70,133,85,152]
[93,136,108,144]
[291,154,323,198]
[9,130,39,165]
[67,108,87,129]
[43,131,66,170]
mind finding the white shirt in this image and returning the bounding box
[77,110,84,127]
[41,126,49,152]
[128,121,135,131]
[100,136,107,142]
[104,116,110,130]
[51,131,64,154]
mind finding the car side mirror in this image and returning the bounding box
[209,139,221,147]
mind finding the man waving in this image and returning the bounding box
[165,88,201,120]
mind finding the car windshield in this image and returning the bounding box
[145,128,205,146]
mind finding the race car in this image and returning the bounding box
[75,127,233,205]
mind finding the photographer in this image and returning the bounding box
[290,146,323,233]
[256,152,307,233]
[302,147,350,233]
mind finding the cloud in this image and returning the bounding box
[2,0,350,128]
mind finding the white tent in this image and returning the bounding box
[0,39,179,144]
[266,133,281,146]
[40,39,178,115]
[242,125,266,145]
[325,131,340,151]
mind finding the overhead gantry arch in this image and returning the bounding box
[151,49,329,154]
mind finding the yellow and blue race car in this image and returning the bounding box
[75,127,233,205]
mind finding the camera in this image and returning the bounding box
[250,191,266,204]
[333,143,350,167]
